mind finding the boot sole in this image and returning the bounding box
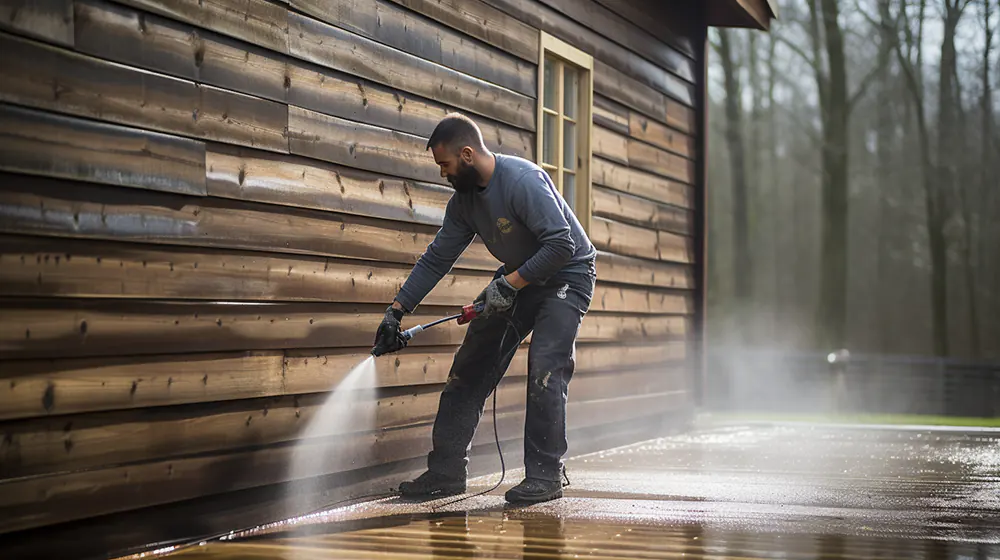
[398,486,466,499]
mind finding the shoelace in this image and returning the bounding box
[561,466,571,488]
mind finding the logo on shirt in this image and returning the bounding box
[496,217,513,234]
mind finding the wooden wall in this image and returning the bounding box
[0,0,704,534]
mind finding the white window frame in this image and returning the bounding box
[537,32,593,233]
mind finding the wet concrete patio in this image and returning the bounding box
[136,422,1000,559]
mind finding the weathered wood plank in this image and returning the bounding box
[593,95,629,135]
[591,0,696,58]
[0,300,470,360]
[73,0,533,159]
[591,217,694,263]
[592,186,692,235]
[594,251,694,290]
[592,157,692,209]
[291,0,535,97]
[592,125,629,165]
[0,341,681,420]
[383,0,538,63]
[0,0,72,46]
[0,351,285,421]
[74,0,288,103]
[594,61,694,134]
[1,235,687,314]
[630,108,695,158]
[0,236,486,305]
[536,0,695,82]
[288,11,534,131]
[0,105,206,196]
[207,146,451,227]
[0,351,684,477]
[628,135,694,183]
[0,31,289,152]
[113,0,288,54]
[287,106,442,185]
[0,298,686,361]
[593,125,693,184]
[0,392,683,533]
[0,175,499,272]
[286,63,534,159]
[481,0,693,104]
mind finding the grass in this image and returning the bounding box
[704,412,1000,428]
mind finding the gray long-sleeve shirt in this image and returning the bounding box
[395,153,596,311]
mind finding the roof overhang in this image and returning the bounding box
[707,0,778,31]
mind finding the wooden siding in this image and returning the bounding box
[0,0,704,536]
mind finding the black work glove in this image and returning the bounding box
[475,275,519,317]
[372,305,407,356]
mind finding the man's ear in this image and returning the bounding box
[460,146,475,163]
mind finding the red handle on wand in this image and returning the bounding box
[457,302,485,325]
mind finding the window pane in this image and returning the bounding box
[543,112,557,165]
[563,66,579,119]
[563,120,576,170]
[563,172,576,211]
[544,57,556,110]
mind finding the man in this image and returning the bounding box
[372,113,596,504]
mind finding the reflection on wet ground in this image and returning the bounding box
[141,423,1000,559]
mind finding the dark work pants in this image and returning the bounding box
[427,267,595,482]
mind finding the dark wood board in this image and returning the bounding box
[0,0,73,46]
[592,186,693,235]
[0,104,206,196]
[291,0,536,97]
[288,11,534,131]
[592,156,693,209]
[0,32,289,153]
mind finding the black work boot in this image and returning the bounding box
[398,470,466,498]
[504,477,564,504]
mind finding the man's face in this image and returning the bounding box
[432,144,481,193]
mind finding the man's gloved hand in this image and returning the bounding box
[372,305,407,356]
[475,275,519,317]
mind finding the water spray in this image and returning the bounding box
[371,302,485,357]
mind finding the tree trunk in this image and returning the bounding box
[717,29,753,343]
[875,0,894,354]
[816,0,850,351]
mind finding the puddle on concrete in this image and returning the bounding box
[119,424,1000,559]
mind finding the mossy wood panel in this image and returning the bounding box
[73,0,534,158]
[592,186,693,235]
[0,175,499,272]
[0,300,688,360]
[1,236,690,314]
[288,12,533,131]
[0,32,289,152]
[0,0,73,46]
[291,0,535,96]
[535,0,694,83]
[0,342,683,420]
[0,105,206,197]
[1,358,687,478]
[383,0,538,63]
[592,157,693,209]
[0,392,686,534]
[113,0,289,54]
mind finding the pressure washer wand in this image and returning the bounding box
[372,302,485,356]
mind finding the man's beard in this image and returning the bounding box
[447,160,482,193]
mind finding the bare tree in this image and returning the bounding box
[716,29,754,343]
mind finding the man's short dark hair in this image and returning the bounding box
[426,113,487,153]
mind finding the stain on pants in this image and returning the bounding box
[427,268,595,482]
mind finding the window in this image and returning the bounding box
[537,32,593,233]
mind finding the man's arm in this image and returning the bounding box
[509,170,576,286]
[394,197,476,312]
